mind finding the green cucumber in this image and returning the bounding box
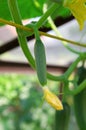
[54,102,70,130]
[74,66,86,130]
[34,39,47,86]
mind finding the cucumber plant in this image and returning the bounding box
[0,1,86,130]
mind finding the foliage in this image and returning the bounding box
[0,0,70,26]
[0,74,55,130]
[0,74,82,130]
[0,0,44,20]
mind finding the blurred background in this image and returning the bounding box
[0,74,79,130]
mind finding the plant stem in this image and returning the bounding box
[0,18,86,48]
[64,56,81,79]
[7,0,35,69]
[43,3,81,55]
[68,80,86,95]
[36,3,59,28]
[3,1,86,84]
[47,73,64,81]
[0,18,33,32]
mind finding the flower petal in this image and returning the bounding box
[64,0,86,30]
[43,87,63,110]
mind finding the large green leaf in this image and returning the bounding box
[0,0,71,27]
[46,0,70,19]
[0,0,45,20]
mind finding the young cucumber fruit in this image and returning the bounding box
[54,102,70,130]
[74,66,86,130]
[34,39,47,86]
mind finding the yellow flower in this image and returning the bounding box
[64,0,86,30]
[43,87,63,110]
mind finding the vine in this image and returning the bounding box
[0,0,86,112]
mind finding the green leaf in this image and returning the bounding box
[0,0,71,27]
[0,0,45,23]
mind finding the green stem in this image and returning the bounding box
[8,0,35,69]
[33,25,40,40]
[6,0,86,84]
[0,18,86,48]
[43,3,81,55]
[64,56,81,79]
[2,1,65,82]
[36,3,59,28]
[6,0,68,82]
[47,73,64,81]
[8,0,21,24]
[48,17,80,54]
[68,80,86,95]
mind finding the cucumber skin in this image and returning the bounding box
[54,102,70,130]
[74,89,86,130]
[34,39,47,86]
[74,66,86,130]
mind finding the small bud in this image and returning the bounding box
[43,87,63,110]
